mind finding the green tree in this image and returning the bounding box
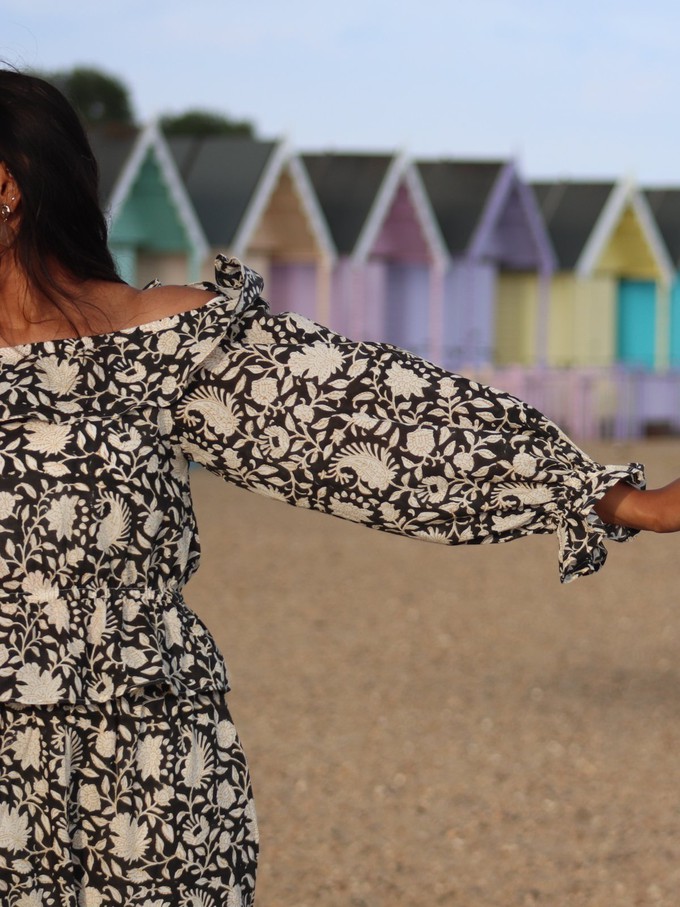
[47,66,134,126]
[160,109,255,138]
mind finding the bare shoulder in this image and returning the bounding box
[139,284,217,320]
[91,282,218,331]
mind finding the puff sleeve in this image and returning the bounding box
[173,263,645,583]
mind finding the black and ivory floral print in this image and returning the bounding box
[0,255,644,905]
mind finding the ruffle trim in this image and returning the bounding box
[0,585,229,706]
[0,255,263,423]
[557,461,646,584]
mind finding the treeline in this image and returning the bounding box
[38,65,256,137]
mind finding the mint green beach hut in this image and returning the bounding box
[90,124,208,286]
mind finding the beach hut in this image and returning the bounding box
[533,180,673,370]
[91,124,208,286]
[643,188,680,368]
[416,160,555,369]
[301,152,448,361]
[166,137,335,323]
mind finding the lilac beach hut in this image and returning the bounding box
[416,160,555,369]
[301,152,448,361]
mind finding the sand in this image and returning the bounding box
[186,439,680,907]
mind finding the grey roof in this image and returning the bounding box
[167,137,278,246]
[87,126,139,204]
[301,153,393,254]
[416,160,504,254]
[531,181,615,270]
[643,188,680,267]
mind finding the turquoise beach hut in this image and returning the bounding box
[91,123,208,286]
[643,188,680,367]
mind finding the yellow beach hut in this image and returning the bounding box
[532,180,673,369]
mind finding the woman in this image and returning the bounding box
[0,69,677,907]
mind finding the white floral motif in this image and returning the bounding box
[78,888,104,907]
[251,377,278,405]
[11,727,41,770]
[0,804,29,852]
[25,420,71,454]
[16,663,64,703]
[293,403,314,423]
[110,813,150,862]
[45,495,79,540]
[262,426,290,458]
[110,427,142,451]
[157,330,180,354]
[288,343,344,381]
[44,598,70,631]
[328,498,372,523]
[79,784,101,811]
[16,892,46,907]
[0,492,16,519]
[163,607,183,646]
[35,356,80,394]
[21,572,59,603]
[137,735,164,781]
[513,452,538,477]
[438,376,457,398]
[384,362,429,399]
[217,719,236,748]
[95,730,116,758]
[453,451,475,472]
[406,428,435,457]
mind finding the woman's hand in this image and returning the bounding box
[594,479,680,533]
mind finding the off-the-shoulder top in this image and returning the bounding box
[0,255,644,707]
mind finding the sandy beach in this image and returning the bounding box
[186,439,680,907]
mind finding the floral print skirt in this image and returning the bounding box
[0,687,258,906]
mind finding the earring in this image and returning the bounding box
[0,203,14,249]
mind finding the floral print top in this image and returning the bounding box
[0,256,644,708]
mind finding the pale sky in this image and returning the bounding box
[3,0,680,184]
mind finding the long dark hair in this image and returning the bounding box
[0,68,124,327]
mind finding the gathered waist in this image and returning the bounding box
[0,584,230,707]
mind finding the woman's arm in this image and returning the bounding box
[595,479,680,533]
[172,288,648,583]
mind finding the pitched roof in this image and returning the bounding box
[301,153,393,254]
[643,188,680,267]
[88,125,139,204]
[166,136,278,246]
[531,181,615,269]
[415,160,504,254]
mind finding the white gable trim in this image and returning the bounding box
[231,140,288,258]
[106,125,150,222]
[631,189,674,285]
[287,153,337,263]
[106,122,209,261]
[576,180,628,277]
[353,152,406,263]
[576,178,672,282]
[403,161,449,267]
